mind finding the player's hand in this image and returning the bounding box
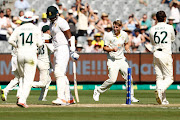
[71,52,80,61]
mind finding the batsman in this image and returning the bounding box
[93,20,139,103]
[46,6,79,105]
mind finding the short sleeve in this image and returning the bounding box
[58,17,70,32]
[104,32,112,46]
[170,26,175,42]
[124,32,129,44]
[149,28,155,45]
[8,28,18,47]
[36,29,43,47]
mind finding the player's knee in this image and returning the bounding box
[41,81,47,87]
[170,76,174,83]
[54,71,66,79]
[11,77,19,83]
[54,67,66,78]
[54,65,66,79]
[108,78,116,84]
[156,75,163,81]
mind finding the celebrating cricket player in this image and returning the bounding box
[93,20,139,102]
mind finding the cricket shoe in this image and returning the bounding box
[93,88,100,101]
[41,99,47,101]
[1,89,7,101]
[155,89,163,104]
[67,98,76,104]
[52,98,68,106]
[162,100,169,105]
[17,102,29,108]
[131,96,140,102]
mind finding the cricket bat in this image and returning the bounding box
[73,61,79,102]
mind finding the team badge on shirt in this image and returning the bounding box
[117,44,121,49]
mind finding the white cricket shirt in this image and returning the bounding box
[49,17,70,49]
[149,22,175,55]
[104,30,129,59]
[38,34,54,63]
[8,23,43,53]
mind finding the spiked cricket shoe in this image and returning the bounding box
[67,97,76,104]
[17,102,29,108]
[52,98,68,106]
[93,88,100,101]
[131,96,140,102]
[162,100,169,105]
[155,89,163,104]
[1,89,7,101]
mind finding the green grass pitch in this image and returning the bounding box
[0,90,180,120]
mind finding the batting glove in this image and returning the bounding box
[70,52,79,61]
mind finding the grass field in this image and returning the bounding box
[0,90,180,120]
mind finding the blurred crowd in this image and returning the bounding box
[0,0,180,53]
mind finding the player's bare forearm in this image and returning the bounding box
[125,43,130,53]
[95,25,104,33]
[103,45,117,52]
[63,29,72,40]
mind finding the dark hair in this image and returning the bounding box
[113,20,122,26]
[6,8,11,11]
[42,25,50,33]
[156,11,166,22]
[19,10,24,16]
[151,13,156,18]
[134,28,140,33]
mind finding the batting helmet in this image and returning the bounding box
[46,6,58,19]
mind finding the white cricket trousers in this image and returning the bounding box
[17,51,37,104]
[154,51,174,93]
[4,56,19,95]
[4,55,22,98]
[32,60,52,100]
[32,60,51,88]
[4,70,19,94]
[54,45,71,101]
[97,58,134,96]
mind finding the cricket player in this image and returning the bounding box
[8,11,43,108]
[1,26,53,102]
[93,20,139,102]
[46,6,79,105]
[149,11,175,105]
[32,25,53,101]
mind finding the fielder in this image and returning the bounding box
[149,11,175,105]
[93,20,139,102]
[46,6,79,105]
[1,26,52,102]
[8,11,43,108]
[32,25,54,101]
